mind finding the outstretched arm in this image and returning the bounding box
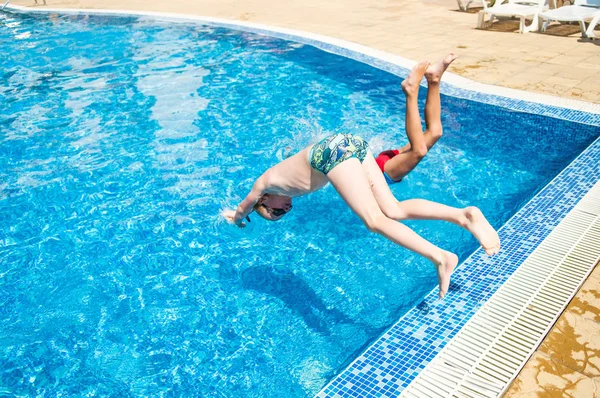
[226,173,269,225]
[234,184,264,223]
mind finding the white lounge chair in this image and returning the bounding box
[477,0,551,33]
[539,0,600,37]
[458,0,490,12]
[585,10,600,37]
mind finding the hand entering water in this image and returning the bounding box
[222,210,246,228]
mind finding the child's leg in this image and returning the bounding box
[392,76,443,155]
[422,74,443,147]
[383,61,430,181]
[361,153,501,256]
[391,54,459,157]
[423,53,458,147]
[326,157,457,298]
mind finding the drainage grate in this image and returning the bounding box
[401,180,600,398]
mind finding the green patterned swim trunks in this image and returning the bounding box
[309,133,369,175]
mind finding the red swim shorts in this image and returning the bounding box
[375,149,400,173]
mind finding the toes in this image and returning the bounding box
[445,53,459,63]
[416,60,429,71]
[484,244,500,256]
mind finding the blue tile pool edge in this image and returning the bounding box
[4,6,600,397]
[316,134,600,397]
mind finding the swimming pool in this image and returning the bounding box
[1,10,599,397]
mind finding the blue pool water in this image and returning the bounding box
[1,11,599,397]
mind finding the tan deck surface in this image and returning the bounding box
[8,1,600,396]
[10,0,600,103]
[504,261,600,397]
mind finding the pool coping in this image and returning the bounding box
[4,5,600,122]
[400,181,600,397]
[4,6,600,397]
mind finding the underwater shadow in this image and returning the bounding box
[241,265,363,336]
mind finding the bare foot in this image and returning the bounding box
[436,250,458,299]
[401,60,429,97]
[425,53,458,84]
[463,207,500,256]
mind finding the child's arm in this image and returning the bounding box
[224,173,269,226]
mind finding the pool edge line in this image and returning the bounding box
[3,4,600,122]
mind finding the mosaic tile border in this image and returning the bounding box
[317,138,600,398]
[4,6,600,397]
[401,180,600,398]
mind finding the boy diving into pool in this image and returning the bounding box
[223,59,500,299]
[375,53,458,184]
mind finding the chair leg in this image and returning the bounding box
[540,16,549,32]
[586,13,599,38]
[477,10,487,28]
[457,0,466,11]
[480,13,497,29]
[521,14,540,33]
[519,16,526,33]
[579,20,588,37]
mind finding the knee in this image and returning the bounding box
[382,202,408,220]
[412,144,428,160]
[430,124,443,140]
[363,211,388,233]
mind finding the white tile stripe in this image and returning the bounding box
[400,181,600,398]
[4,4,600,116]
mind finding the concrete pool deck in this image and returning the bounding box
[504,260,600,397]
[9,0,600,104]
[6,1,600,396]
